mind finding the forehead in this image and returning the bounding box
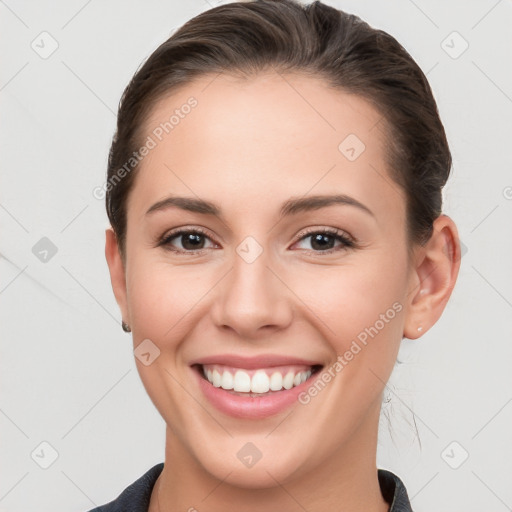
[128,71,405,227]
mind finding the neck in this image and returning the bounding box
[150,404,390,512]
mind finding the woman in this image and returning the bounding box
[91,0,461,510]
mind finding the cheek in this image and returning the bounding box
[126,253,210,341]
[304,250,407,360]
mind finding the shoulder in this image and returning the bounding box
[85,462,164,512]
[378,468,414,512]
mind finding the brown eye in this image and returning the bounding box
[292,229,354,254]
[159,228,217,254]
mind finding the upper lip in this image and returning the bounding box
[190,354,323,369]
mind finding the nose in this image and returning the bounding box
[210,248,293,340]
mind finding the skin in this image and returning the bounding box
[105,71,460,512]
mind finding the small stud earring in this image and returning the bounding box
[122,321,131,333]
[417,326,423,332]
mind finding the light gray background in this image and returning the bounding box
[1,1,511,511]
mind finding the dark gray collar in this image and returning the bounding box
[378,468,414,511]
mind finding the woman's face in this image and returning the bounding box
[108,71,418,486]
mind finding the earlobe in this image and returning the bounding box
[403,214,461,340]
[104,228,130,326]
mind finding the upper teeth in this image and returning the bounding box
[202,365,312,393]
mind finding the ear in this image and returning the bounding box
[403,214,461,339]
[105,228,130,325]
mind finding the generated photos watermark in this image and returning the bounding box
[92,96,198,200]
[298,301,403,405]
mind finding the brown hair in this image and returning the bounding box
[105,0,451,261]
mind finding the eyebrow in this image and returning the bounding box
[145,193,375,219]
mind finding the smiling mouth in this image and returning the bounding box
[193,363,323,396]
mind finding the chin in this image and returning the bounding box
[209,458,300,490]
[192,438,312,490]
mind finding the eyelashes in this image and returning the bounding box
[157,226,356,256]
[294,227,355,253]
[158,227,216,254]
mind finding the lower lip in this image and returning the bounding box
[193,366,317,419]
